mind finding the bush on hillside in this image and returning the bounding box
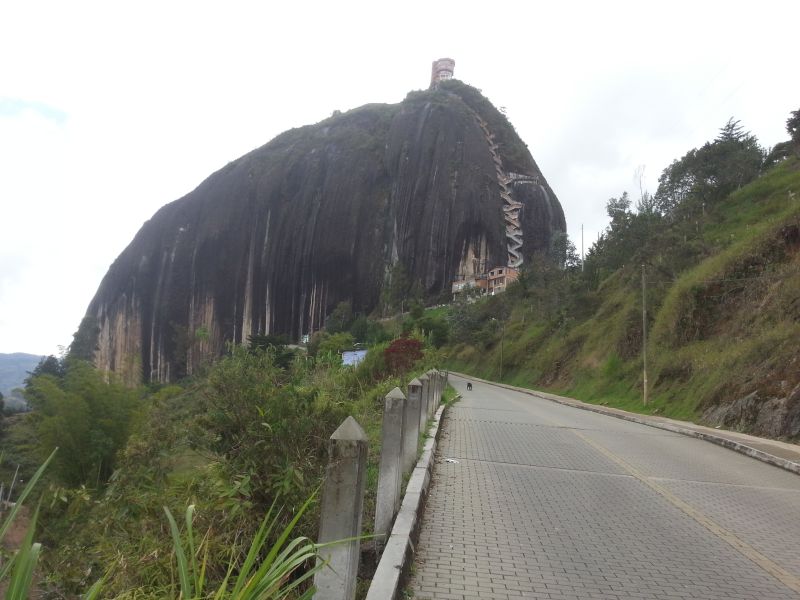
[417,315,450,348]
[24,359,140,487]
[195,346,346,511]
[383,337,423,375]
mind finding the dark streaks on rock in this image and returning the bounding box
[85,82,566,383]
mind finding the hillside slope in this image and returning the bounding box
[446,158,800,440]
[81,80,565,383]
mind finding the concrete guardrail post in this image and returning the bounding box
[375,387,406,543]
[426,369,437,418]
[433,369,441,410]
[418,373,430,433]
[313,416,369,600]
[403,378,422,475]
[433,370,440,411]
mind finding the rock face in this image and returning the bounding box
[83,80,566,383]
[702,385,800,439]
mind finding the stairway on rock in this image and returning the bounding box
[471,112,524,268]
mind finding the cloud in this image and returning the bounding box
[0,0,799,354]
[0,98,68,125]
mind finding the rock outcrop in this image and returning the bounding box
[702,385,800,439]
[83,80,566,383]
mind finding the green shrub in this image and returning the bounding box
[195,347,346,513]
[416,315,450,348]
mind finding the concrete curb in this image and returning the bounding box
[452,372,800,477]
[365,401,450,600]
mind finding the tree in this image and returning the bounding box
[248,334,295,369]
[381,263,411,315]
[25,360,140,487]
[349,315,389,344]
[655,118,765,217]
[318,332,354,356]
[383,337,423,374]
[788,108,800,156]
[308,331,354,362]
[763,141,793,169]
[28,355,64,380]
[606,192,632,225]
[417,315,450,348]
[654,153,697,215]
[409,299,425,320]
[547,231,581,271]
[716,118,748,143]
[447,293,482,344]
[636,191,658,215]
[708,118,764,193]
[324,301,353,333]
[349,315,369,342]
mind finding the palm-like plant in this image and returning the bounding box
[0,449,327,600]
[161,494,321,600]
[0,448,57,599]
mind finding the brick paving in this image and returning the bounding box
[408,376,800,599]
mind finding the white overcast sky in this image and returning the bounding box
[1,0,798,356]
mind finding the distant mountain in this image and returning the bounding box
[0,352,42,409]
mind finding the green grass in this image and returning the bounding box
[422,306,448,320]
[702,159,800,247]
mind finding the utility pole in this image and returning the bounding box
[581,224,584,271]
[642,264,648,406]
[499,321,504,381]
[492,317,505,381]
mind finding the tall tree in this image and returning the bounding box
[606,192,632,225]
[25,360,140,487]
[381,263,411,315]
[324,301,353,333]
[655,118,764,217]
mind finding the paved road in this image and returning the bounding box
[408,375,800,599]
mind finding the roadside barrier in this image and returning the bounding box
[313,369,449,600]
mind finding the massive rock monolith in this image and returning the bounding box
[82,79,566,383]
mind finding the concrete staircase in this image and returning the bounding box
[470,112,535,268]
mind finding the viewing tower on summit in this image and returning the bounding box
[430,58,455,87]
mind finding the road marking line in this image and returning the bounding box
[443,455,635,478]
[571,428,800,595]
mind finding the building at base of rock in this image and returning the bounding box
[452,266,519,298]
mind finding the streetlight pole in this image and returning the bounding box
[500,322,504,381]
[491,318,505,381]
